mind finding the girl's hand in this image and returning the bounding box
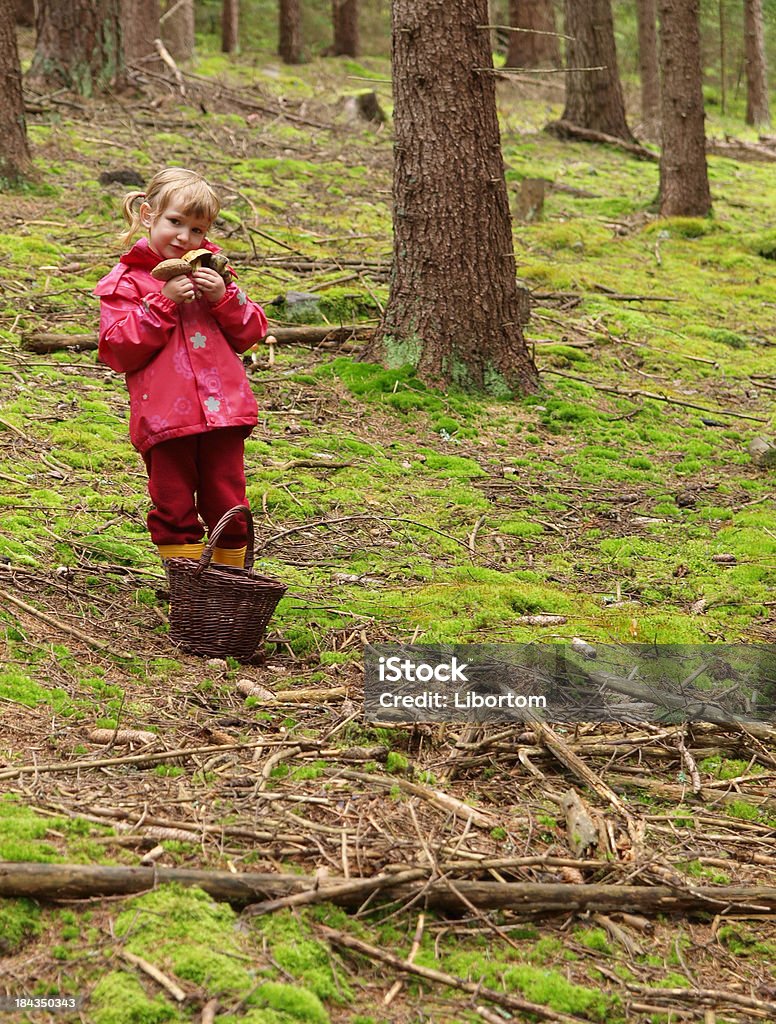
[192,267,226,304]
[162,275,196,304]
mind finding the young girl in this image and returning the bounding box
[95,167,267,567]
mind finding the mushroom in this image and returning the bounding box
[151,248,233,284]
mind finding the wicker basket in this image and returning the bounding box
[166,505,286,660]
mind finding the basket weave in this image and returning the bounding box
[166,505,286,659]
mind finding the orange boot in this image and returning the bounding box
[211,546,247,568]
[157,543,205,562]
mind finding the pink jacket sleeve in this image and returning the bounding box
[207,283,268,354]
[98,281,179,375]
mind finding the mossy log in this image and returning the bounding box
[2,863,776,917]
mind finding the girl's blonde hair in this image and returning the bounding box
[120,167,221,249]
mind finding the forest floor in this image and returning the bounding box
[1,41,776,1024]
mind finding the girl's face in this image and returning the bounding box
[141,202,211,259]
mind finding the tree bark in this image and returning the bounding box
[222,0,239,54]
[278,0,302,64]
[658,0,711,216]
[744,0,770,127]
[121,0,161,66]
[635,0,660,138]
[161,0,194,61]
[506,0,560,69]
[366,0,536,397]
[13,0,32,25]
[332,0,359,57]
[0,0,30,181]
[560,0,633,141]
[28,0,124,94]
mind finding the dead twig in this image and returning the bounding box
[120,950,186,1002]
[542,368,769,422]
[320,925,601,1024]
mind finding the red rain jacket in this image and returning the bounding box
[95,237,266,454]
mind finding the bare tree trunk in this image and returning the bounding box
[222,0,239,54]
[121,0,161,66]
[365,0,537,396]
[658,0,711,216]
[635,0,660,138]
[13,0,33,26]
[561,0,633,141]
[161,0,194,61]
[332,0,359,57]
[28,0,124,94]
[278,0,302,64]
[506,0,560,68]
[744,0,770,126]
[0,0,30,180]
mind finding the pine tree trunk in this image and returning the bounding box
[278,0,302,64]
[0,0,30,180]
[365,0,537,396]
[13,0,33,26]
[222,0,239,54]
[332,0,359,58]
[506,0,560,68]
[658,0,711,216]
[561,0,633,141]
[744,0,770,127]
[28,0,124,94]
[121,0,161,65]
[635,0,660,138]
[161,0,194,61]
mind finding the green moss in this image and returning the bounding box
[385,751,409,774]
[648,217,714,239]
[114,886,253,996]
[724,800,766,822]
[716,924,775,956]
[0,669,71,711]
[574,927,613,954]
[254,983,329,1024]
[0,795,68,862]
[0,898,42,955]
[250,910,351,1005]
[90,972,180,1024]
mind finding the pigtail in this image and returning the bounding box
[119,190,147,250]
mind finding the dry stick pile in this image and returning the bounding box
[3,717,776,1020]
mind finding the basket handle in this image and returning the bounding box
[195,505,255,576]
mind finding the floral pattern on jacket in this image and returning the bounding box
[95,238,266,454]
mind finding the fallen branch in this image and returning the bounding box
[335,768,497,829]
[0,738,303,781]
[241,867,429,917]
[532,721,633,823]
[707,137,776,162]
[0,587,133,660]
[383,913,424,1006]
[625,982,776,1017]
[236,680,350,702]
[153,37,185,95]
[542,368,769,422]
[121,950,186,1002]
[22,325,374,354]
[320,924,591,1024]
[2,863,776,916]
[545,119,658,161]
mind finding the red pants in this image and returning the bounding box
[143,428,248,548]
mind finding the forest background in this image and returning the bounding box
[0,2,776,1023]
